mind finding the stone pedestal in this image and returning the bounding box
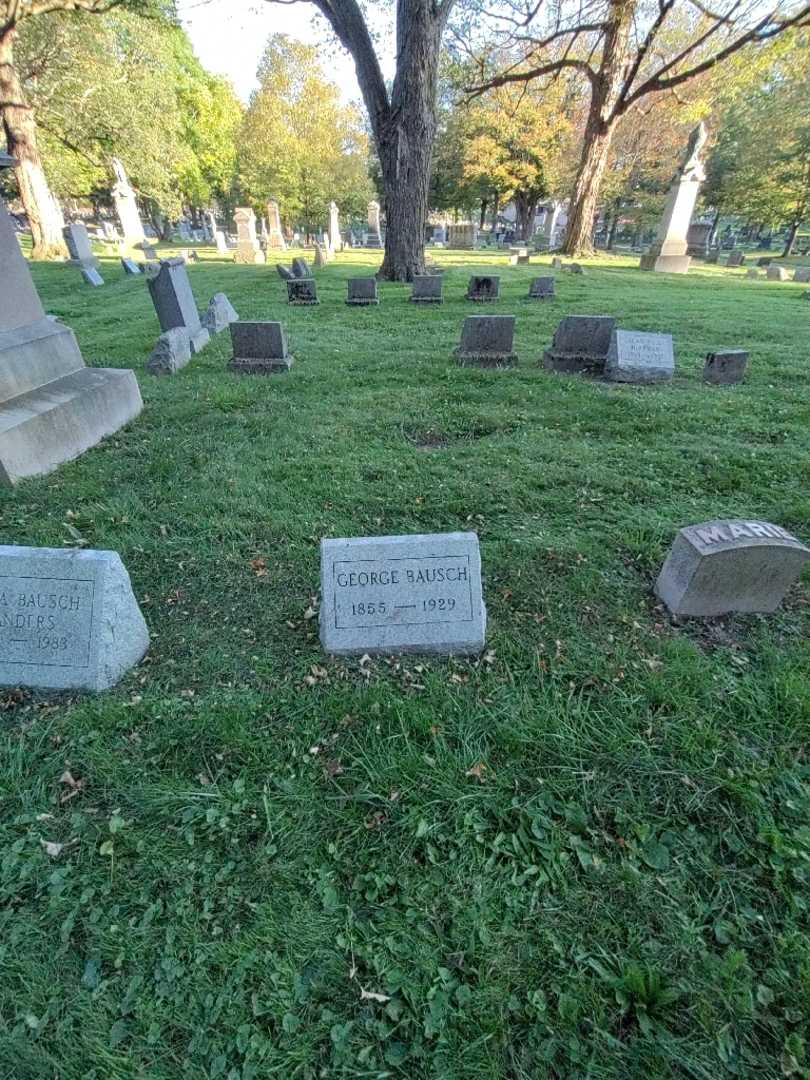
[266,200,287,250]
[367,200,383,248]
[640,123,707,275]
[0,165,142,486]
[233,208,265,264]
[328,201,342,253]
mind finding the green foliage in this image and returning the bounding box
[237,34,373,231]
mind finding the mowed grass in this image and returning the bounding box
[1,243,810,1079]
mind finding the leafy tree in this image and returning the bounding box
[237,34,372,235]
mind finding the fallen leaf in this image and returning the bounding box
[40,839,64,858]
[360,988,391,1004]
[465,762,488,782]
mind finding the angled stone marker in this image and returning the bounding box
[320,532,486,656]
[229,321,293,373]
[455,316,517,367]
[81,267,105,287]
[0,545,149,691]
[111,157,145,252]
[147,258,209,354]
[63,224,97,268]
[147,328,191,376]
[0,160,142,487]
[655,520,810,617]
[466,275,499,302]
[543,315,615,375]
[704,350,748,385]
[287,278,319,305]
[121,257,141,275]
[202,293,238,334]
[276,263,295,281]
[767,265,788,281]
[529,276,555,299]
[347,278,379,306]
[410,275,443,303]
[605,329,674,384]
[640,122,707,274]
[292,258,312,279]
[215,231,229,255]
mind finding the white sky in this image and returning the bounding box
[176,0,393,105]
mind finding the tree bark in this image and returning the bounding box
[479,198,487,229]
[782,220,800,258]
[0,26,67,260]
[562,115,617,256]
[514,190,539,241]
[607,201,621,249]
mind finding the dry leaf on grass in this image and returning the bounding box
[465,762,488,782]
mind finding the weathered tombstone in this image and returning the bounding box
[686,221,712,257]
[101,221,118,242]
[139,242,158,260]
[146,258,209,354]
[292,257,312,279]
[706,250,719,264]
[81,267,105,287]
[320,532,486,656]
[287,278,319,305]
[203,210,217,242]
[328,201,342,254]
[121,257,141,275]
[794,267,810,283]
[567,262,585,274]
[703,349,748,385]
[266,199,287,250]
[276,263,295,281]
[346,278,379,306]
[366,200,383,248]
[410,275,443,303]
[229,322,293,373]
[640,123,707,274]
[655,520,810,617]
[233,208,265,265]
[147,328,192,376]
[202,293,239,333]
[466,275,499,302]
[63,224,97,268]
[726,251,746,267]
[542,315,615,376]
[756,256,772,267]
[215,230,229,255]
[314,244,327,269]
[447,223,475,249]
[551,256,563,270]
[528,276,555,300]
[767,265,788,281]
[455,316,517,367]
[605,329,674,384]
[110,157,145,251]
[0,156,142,486]
[0,545,149,691]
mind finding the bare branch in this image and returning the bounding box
[466,57,596,97]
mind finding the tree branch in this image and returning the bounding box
[466,57,596,97]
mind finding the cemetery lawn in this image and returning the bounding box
[3,246,810,1080]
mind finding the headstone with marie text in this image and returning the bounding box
[543,315,615,376]
[229,321,293,374]
[287,278,319,305]
[0,159,142,487]
[410,275,443,303]
[147,259,209,354]
[703,350,748,385]
[347,278,379,306]
[605,329,674,384]
[320,532,486,656]
[0,546,149,691]
[455,316,517,367]
[466,275,499,302]
[529,276,555,300]
[233,208,265,264]
[656,520,809,616]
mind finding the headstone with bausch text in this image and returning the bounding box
[320,532,486,656]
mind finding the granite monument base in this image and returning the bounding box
[639,252,691,274]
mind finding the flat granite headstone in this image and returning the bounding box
[410,275,443,303]
[147,258,209,354]
[543,315,615,375]
[605,329,674,384]
[794,267,810,283]
[0,545,149,691]
[287,278,319,305]
[147,328,191,376]
[347,278,379,306]
[767,265,788,281]
[455,316,517,367]
[320,532,486,656]
[121,258,141,275]
[655,520,810,616]
[202,292,238,333]
[466,275,499,302]
[529,277,555,299]
[704,350,748,385]
[229,321,293,373]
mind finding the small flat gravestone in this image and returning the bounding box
[292,258,312,279]
[655,520,809,616]
[229,321,293,374]
[202,292,238,333]
[410,275,443,303]
[287,278,319,305]
[466,276,499,302]
[0,545,149,691]
[147,328,191,376]
[605,329,674,384]
[704,349,748,385]
[81,267,104,287]
[121,257,141,275]
[455,316,517,367]
[528,277,555,300]
[767,265,788,281]
[543,315,615,375]
[726,251,745,267]
[320,532,486,656]
[347,278,379,306]
[794,267,810,283]
[551,257,563,270]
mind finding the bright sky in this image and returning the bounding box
[176,0,392,105]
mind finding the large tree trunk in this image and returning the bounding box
[514,191,539,242]
[607,200,621,249]
[562,109,617,256]
[0,26,67,260]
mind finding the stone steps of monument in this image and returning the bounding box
[0,319,84,402]
[0,367,142,485]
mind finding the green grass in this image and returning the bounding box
[2,243,810,1079]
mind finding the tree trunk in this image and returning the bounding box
[514,191,539,242]
[782,220,799,258]
[0,26,67,260]
[562,111,617,256]
[708,209,721,247]
[479,198,488,229]
[607,201,621,249]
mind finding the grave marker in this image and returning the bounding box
[63,224,97,268]
[0,545,149,691]
[726,251,745,267]
[543,315,615,375]
[233,208,265,264]
[111,158,145,251]
[202,293,239,333]
[320,532,486,656]
[528,276,555,300]
[147,258,209,354]
[703,350,748,385]
[605,329,674,384]
[367,200,383,248]
[292,258,312,279]
[656,520,809,616]
[794,267,810,283]
[287,278,319,305]
[346,278,379,306]
[410,275,443,303]
[767,265,788,281]
[455,316,517,367]
[147,328,191,376]
[466,275,499,302]
[81,267,105,287]
[229,321,293,373]
[121,257,141,275]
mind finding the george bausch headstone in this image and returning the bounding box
[0,545,149,691]
[455,316,517,367]
[529,276,555,300]
[320,532,486,656]
[655,520,809,616]
[605,329,674,384]
[410,275,443,303]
